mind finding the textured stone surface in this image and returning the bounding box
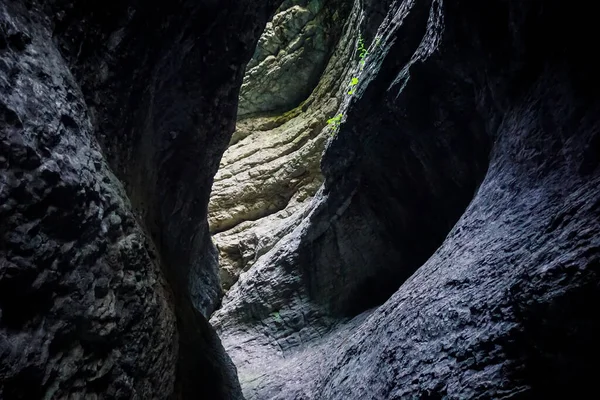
[0,4,177,398]
[212,0,600,399]
[238,0,348,117]
[1,0,280,398]
[209,109,328,290]
[207,0,395,291]
[43,0,280,320]
[3,0,600,398]
[209,0,361,290]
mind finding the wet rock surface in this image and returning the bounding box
[212,0,600,399]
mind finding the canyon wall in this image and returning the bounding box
[209,0,392,291]
[1,0,281,398]
[1,0,599,399]
[212,0,600,398]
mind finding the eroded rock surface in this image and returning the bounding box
[1,0,280,398]
[212,0,600,399]
[208,0,396,291]
[3,0,600,398]
[209,0,362,290]
[0,4,177,398]
[238,0,346,117]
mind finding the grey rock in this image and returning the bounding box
[212,0,600,399]
[3,0,599,398]
[0,4,177,398]
[238,0,351,116]
[1,0,281,398]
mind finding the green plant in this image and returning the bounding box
[348,33,370,95]
[357,34,368,68]
[327,113,344,136]
[348,77,360,95]
[328,32,380,136]
[327,113,344,128]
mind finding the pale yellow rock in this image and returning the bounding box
[208,0,361,290]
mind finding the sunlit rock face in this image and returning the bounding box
[208,0,357,290]
[238,0,342,117]
[211,0,600,399]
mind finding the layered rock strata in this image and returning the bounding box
[209,0,384,290]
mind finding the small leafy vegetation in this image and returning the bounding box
[271,311,282,322]
[347,33,370,95]
[357,34,368,68]
[348,77,359,95]
[327,113,344,128]
[329,32,382,135]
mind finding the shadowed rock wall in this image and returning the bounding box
[0,5,177,398]
[1,0,281,398]
[212,0,600,398]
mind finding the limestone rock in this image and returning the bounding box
[212,0,600,398]
[209,0,360,290]
[4,0,599,398]
[238,0,350,116]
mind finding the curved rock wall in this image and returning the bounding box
[212,0,600,398]
[2,0,599,398]
[1,0,281,398]
[0,3,177,398]
[47,0,280,319]
[208,0,395,291]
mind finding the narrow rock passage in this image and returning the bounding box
[1,0,599,399]
[208,0,360,290]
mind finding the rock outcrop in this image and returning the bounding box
[238,0,345,117]
[208,0,392,290]
[1,0,280,398]
[212,0,600,399]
